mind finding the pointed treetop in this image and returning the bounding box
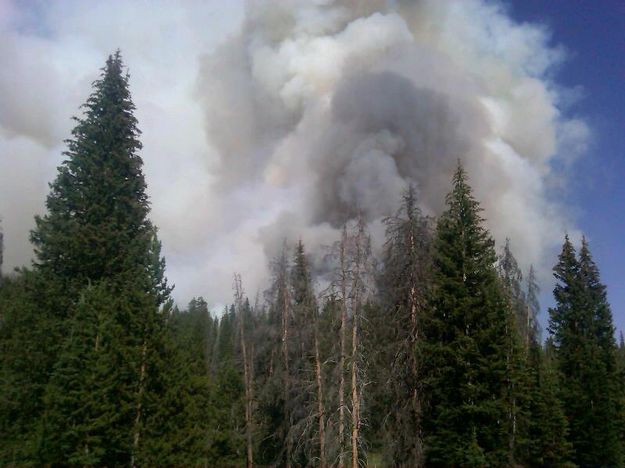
[553,234,579,283]
[30,50,168,301]
[443,161,483,226]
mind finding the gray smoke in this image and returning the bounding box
[0,0,588,305]
[194,0,587,299]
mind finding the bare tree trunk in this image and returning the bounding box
[314,324,326,468]
[235,274,254,468]
[350,306,359,468]
[338,226,348,468]
[350,219,365,468]
[281,267,292,468]
[408,226,423,464]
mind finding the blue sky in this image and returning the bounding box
[509,0,625,333]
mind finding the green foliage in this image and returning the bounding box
[0,52,174,464]
[421,163,515,465]
[523,342,572,466]
[31,52,152,291]
[0,271,49,464]
[2,52,624,466]
[549,236,623,466]
[41,282,133,465]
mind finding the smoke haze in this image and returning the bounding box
[0,0,588,304]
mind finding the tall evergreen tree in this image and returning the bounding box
[16,51,172,463]
[0,270,50,464]
[31,51,165,296]
[41,282,131,465]
[498,239,528,344]
[549,235,623,465]
[421,163,517,465]
[523,340,572,466]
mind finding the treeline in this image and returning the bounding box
[1,53,624,467]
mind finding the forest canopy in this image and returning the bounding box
[0,52,623,467]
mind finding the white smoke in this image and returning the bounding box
[195,0,587,298]
[0,0,587,305]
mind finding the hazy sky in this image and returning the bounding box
[1,0,622,331]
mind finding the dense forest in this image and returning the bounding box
[1,53,624,467]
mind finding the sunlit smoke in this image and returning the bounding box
[0,0,587,305]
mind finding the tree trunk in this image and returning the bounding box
[314,324,326,468]
[281,272,292,468]
[351,307,359,468]
[235,274,254,468]
[408,226,423,463]
[241,317,254,468]
[338,227,348,468]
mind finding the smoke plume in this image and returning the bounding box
[0,0,588,305]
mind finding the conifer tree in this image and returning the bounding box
[31,51,165,295]
[508,268,572,465]
[498,239,528,344]
[373,185,431,465]
[291,240,327,467]
[0,270,49,464]
[41,282,129,465]
[496,240,532,463]
[523,341,572,465]
[421,163,516,465]
[20,51,172,464]
[549,236,623,465]
[257,245,295,465]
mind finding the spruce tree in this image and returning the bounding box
[140,298,215,465]
[40,282,130,465]
[498,239,528,344]
[549,236,623,465]
[0,270,49,464]
[291,240,327,466]
[373,185,432,465]
[30,51,163,295]
[421,163,516,465]
[524,341,572,465]
[20,51,172,463]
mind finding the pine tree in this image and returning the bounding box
[19,51,172,463]
[523,341,572,465]
[31,51,162,295]
[498,239,528,344]
[372,185,431,465]
[0,270,51,464]
[526,266,541,345]
[549,236,623,465]
[40,282,130,465]
[209,306,245,465]
[255,245,295,466]
[291,240,327,466]
[507,265,572,465]
[496,240,532,463]
[421,163,515,465]
[140,298,215,465]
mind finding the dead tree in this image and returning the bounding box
[234,274,254,468]
[326,219,374,468]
